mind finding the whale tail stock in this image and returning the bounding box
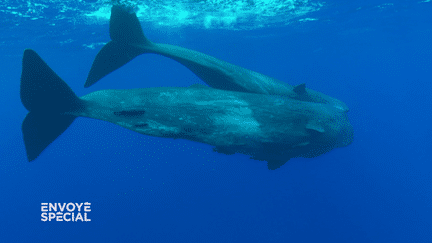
[20,49,84,161]
[84,5,152,88]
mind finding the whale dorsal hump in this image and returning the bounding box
[293,83,306,95]
[189,84,212,89]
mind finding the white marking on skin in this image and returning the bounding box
[117,121,132,128]
[206,99,261,134]
[147,120,179,134]
[331,104,343,111]
[160,92,171,96]
[273,98,285,106]
[135,128,148,132]
[159,92,173,98]
[158,92,177,103]
[292,142,310,148]
[132,97,141,104]
[184,89,194,96]
[195,99,247,106]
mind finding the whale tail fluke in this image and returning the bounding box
[109,5,151,46]
[85,5,152,88]
[20,49,84,161]
[84,41,145,88]
[267,160,287,170]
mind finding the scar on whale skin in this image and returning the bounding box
[113,109,146,117]
[134,123,148,128]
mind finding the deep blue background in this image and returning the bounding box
[1,1,431,242]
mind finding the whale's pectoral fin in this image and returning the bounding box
[85,5,153,88]
[267,160,288,170]
[293,83,306,95]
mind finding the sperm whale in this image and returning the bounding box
[85,5,349,112]
[21,49,353,169]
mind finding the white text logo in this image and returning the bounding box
[41,202,91,222]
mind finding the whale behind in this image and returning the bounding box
[85,5,349,113]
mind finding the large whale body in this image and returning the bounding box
[21,50,353,169]
[85,5,349,113]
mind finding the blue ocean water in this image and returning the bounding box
[1,0,431,242]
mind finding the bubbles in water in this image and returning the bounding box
[1,0,322,30]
